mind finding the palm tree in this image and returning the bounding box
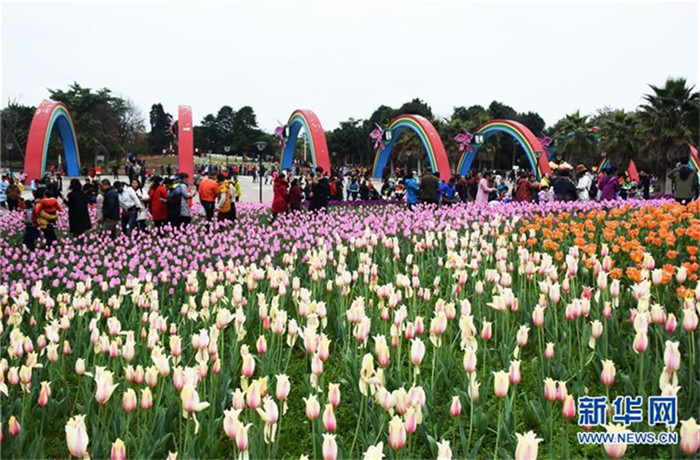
[598,110,641,169]
[553,111,599,165]
[638,78,700,192]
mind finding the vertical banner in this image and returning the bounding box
[178,105,194,184]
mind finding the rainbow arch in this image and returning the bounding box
[456,119,552,180]
[371,114,451,181]
[23,100,81,183]
[280,110,331,173]
[690,145,700,171]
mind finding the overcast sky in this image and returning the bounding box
[2,1,698,132]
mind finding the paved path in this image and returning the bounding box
[15,174,276,204]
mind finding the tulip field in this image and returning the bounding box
[1,199,700,459]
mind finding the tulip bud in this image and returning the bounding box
[140,387,153,410]
[601,360,616,387]
[680,418,700,455]
[509,360,521,385]
[449,395,461,417]
[122,389,137,412]
[111,438,126,460]
[38,381,51,407]
[493,371,509,398]
[410,338,425,366]
[544,378,557,402]
[328,383,341,408]
[664,341,681,372]
[388,416,406,451]
[304,394,320,421]
[322,433,338,460]
[562,395,576,419]
[8,416,20,436]
[545,342,555,360]
[603,424,628,459]
[515,431,543,460]
[481,320,492,341]
[463,348,477,373]
[323,404,337,432]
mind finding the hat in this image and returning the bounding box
[575,164,587,173]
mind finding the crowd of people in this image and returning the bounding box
[3,154,698,252]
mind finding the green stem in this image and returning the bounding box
[349,395,365,457]
[494,398,503,459]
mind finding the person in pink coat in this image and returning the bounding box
[475,171,496,204]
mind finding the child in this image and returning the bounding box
[22,198,41,251]
[36,193,62,227]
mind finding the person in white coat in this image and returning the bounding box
[131,178,150,232]
[575,164,593,202]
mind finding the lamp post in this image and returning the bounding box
[301,132,308,164]
[224,146,231,167]
[3,142,12,172]
[255,141,267,203]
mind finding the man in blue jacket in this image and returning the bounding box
[404,171,420,207]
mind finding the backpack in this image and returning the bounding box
[588,175,598,199]
[167,185,182,218]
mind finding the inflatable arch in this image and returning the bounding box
[23,100,81,183]
[279,110,331,173]
[456,119,552,180]
[372,114,451,182]
[178,105,194,183]
[690,145,700,171]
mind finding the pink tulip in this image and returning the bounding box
[122,389,137,412]
[323,404,337,431]
[111,438,126,460]
[680,418,700,455]
[601,360,616,387]
[322,434,338,460]
[38,381,51,407]
[545,342,555,360]
[664,341,681,372]
[388,416,406,451]
[410,338,425,366]
[328,383,341,408]
[544,378,557,402]
[562,395,576,419]
[509,360,521,385]
[8,416,20,437]
[449,395,461,417]
[463,348,477,373]
[304,394,320,420]
[493,371,510,398]
[141,388,153,410]
[481,320,492,341]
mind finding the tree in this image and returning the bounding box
[397,98,433,119]
[147,103,173,155]
[50,82,143,167]
[598,109,641,169]
[0,100,35,168]
[637,78,700,192]
[552,110,600,165]
[327,118,368,166]
[488,101,517,120]
[113,98,146,153]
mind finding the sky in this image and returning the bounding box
[2,1,698,132]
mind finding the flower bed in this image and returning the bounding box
[1,199,699,459]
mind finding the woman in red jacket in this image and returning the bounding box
[148,176,168,230]
[270,173,289,223]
